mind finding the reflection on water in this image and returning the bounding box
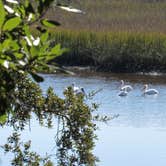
[95,125,166,166]
[40,73,166,128]
[39,73,166,166]
[1,72,166,166]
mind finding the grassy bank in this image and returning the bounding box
[51,30,166,72]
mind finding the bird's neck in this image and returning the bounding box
[121,82,124,87]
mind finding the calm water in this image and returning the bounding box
[1,72,166,166]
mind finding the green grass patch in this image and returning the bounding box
[51,30,166,72]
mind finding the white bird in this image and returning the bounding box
[71,83,86,96]
[118,89,128,97]
[6,0,18,4]
[75,87,86,96]
[120,80,133,92]
[58,5,85,14]
[143,84,159,95]
[72,83,80,93]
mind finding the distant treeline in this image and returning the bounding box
[51,30,166,72]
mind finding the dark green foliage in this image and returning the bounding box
[1,76,102,165]
[56,86,99,165]
[0,1,109,165]
[0,0,65,114]
[30,72,44,82]
[41,19,61,27]
[2,132,54,166]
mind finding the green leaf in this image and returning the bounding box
[30,47,39,57]
[2,39,19,51]
[50,44,67,56]
[2,39,11,49]
[9,62,16,70]
[23,25,31,36]
[14,53,24,59]
[40,19,60,28]
[41,31,49,43]
[30,72,44,82]
[0,59,5,65]
[0,44,2,52]
[18,5,26,18]
[3,17,21,31]
[24,0,29,7]
[0,114,7,125]
[45,55,57,62]
[10,41,20,51]
[0,0,5,29]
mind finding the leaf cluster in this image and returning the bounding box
[1,132,54,166]
[0,0,66,116]
[1,76,105,166]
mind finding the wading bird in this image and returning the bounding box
[75,87,86,96]
[120,80,133,92]
[72,83,80,93]
[142,84,159,95]
[118,89,128,97]
[57,5,85,14]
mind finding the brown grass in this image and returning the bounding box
[46,0,166,33]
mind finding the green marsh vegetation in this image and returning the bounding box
[52,30,166,72]
[47,0,166,72]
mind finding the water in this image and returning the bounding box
[1,72,166,166]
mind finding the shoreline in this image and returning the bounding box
[40,66,166,85]
[41,65,166,77]
[62,66,166,76]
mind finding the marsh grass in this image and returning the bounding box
[46,0,166,72]
[47,0,166,33]
[51,30,166,72]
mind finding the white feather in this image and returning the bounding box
[58,6,85,14]
[6,0,18,4]
[143,84,159,95]
[120,80,133,92]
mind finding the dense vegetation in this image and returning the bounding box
[52,30,166,72]
[46,0,166,72]
[0,0,108,165]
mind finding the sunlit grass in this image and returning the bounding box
[51,30,166,72]
[47,0,166,33]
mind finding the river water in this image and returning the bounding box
[1,72,166,166]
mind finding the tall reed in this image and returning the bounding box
[51,30,166,72]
